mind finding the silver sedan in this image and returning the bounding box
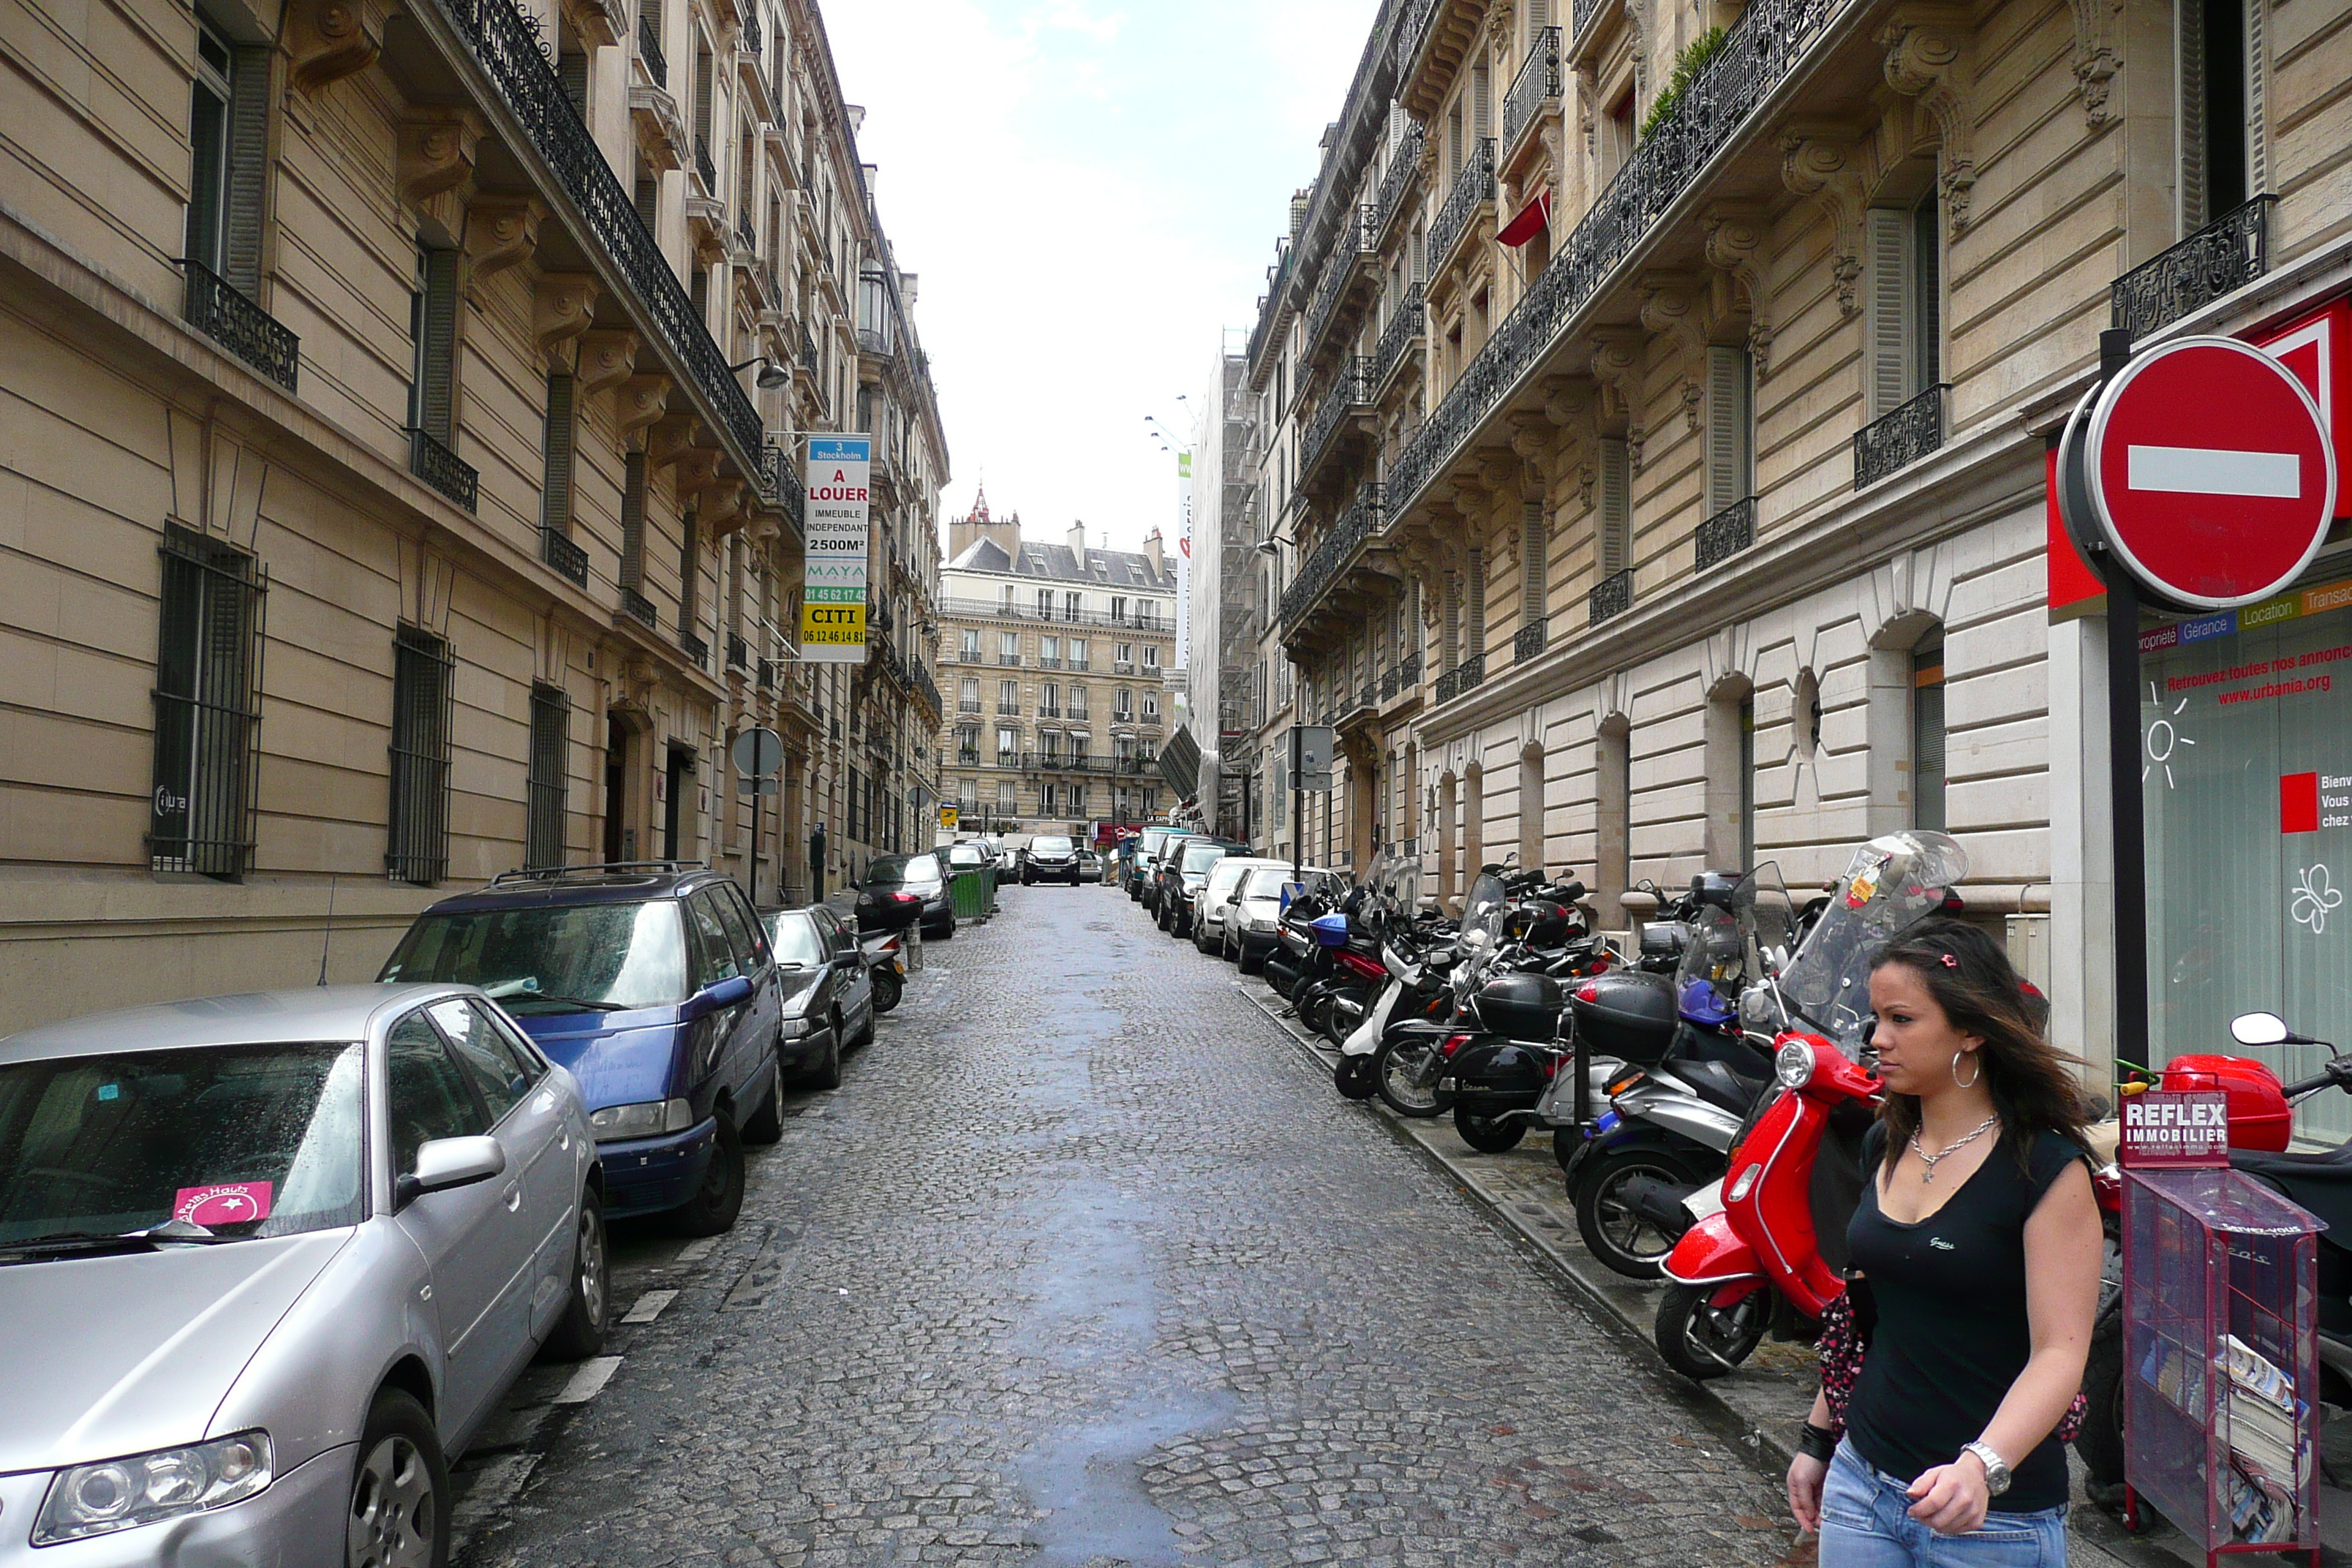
[0,984,607,1565]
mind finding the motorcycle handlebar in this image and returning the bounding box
[2283,1069,2340,1097]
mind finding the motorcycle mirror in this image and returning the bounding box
[2231,1011,2296,1047]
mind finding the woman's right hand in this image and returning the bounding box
[1787,1452,1827,1534]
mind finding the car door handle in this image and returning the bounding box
[503,1186,522,1213]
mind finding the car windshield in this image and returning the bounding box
[766,911,829,967]
[1205,859,1256,900]
[867,854,941,886]
[1242,866,1295,900]
[1033,837,1074,853]
[947,845,987,868]
[1178,842,1229,875]
[381,900,691,1013]
[0,1042,366,1248]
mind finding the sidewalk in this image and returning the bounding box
[1235,977,2238,1568]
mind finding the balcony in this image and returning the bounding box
[1513,616,1548,664]
[178,259,299,392]
[1428,138,1494,276]
[636,9,666,87]
[621,586,658,630]
[1112,660,1134,676]
[727,632,750,670]
[757,657,774,690]
[1501,28,1561,170]
[957,699,982,715]
[1853,385,1947,489]
[540,525,588,587]
[679,629,709,670]
[1696,496,1757,573]
[996,652,1022,667]
[407,427,478,510]
[1399,649,1422,689]
[1373,124,1426,244]
[1432,650,1486,706]
[856,325,894,363]
[1588,568,1632,626]
[692,133,718,196]
[996,702,1020,716]
[734,211,756,255]
[914,666,941,717]
[1300,356,1375,487]
[1301,204,1379,367]
[2111,194,2274,339]
[1372,287,1425,394]
[1278,480,1384,632]
[739,2,759,57]
[763,442,802,532]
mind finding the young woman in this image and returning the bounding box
[1786,919,2103,1565]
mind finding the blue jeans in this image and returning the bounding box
[1820,1440,2068,1567]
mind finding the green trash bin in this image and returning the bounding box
[950,867,993,921]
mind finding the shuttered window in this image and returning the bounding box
[409,247,459,442]
[1912,640,1947,833]
[540,372,576,532]
[1596,436,1631,576]
[1863,208,1912,418]
[150,525,267,879]
[559,49,588,116]
[526,681,570,870]
[183,26,273,295]
[635,171,658,231]
[619,451,648,589]
[2180,0,2250,230]
[388,626,455,886]
[1703,345,1754,516]
[678,508,700,630]
[1520,502,1546,620]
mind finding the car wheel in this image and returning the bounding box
[539,1188,608,1361]
[666,1111,745,1237]
[799,1018,843,1090]
[347,1389,448,1568]
[739,1044,785,1144]
[872,967,902,1014]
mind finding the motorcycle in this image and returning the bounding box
[1365,867,1515,1120]
[1653,829,1965,1379]
[859,928,908,1014]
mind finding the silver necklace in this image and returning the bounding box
[1910,1113,2001,1183]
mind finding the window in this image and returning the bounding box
[1863,192,1941,417]
[998,679,1019,715]
[1115,689,1134,722]
[1144,786,1158,814]
[1142,644,1161,672]
[1041,633,1060,668]
[1071,735,1089,764]
[387,1013,486,1177]
[960,627,981,661]
[1067,685,1088,720]
[997,725,1017,762]
[527,681,569,870]
[1041,682,1060,718]
[1042,731,1062,761]
[149,524,265,878]
[427,997,540,1124]
[1703,347,1754,518]
[955,725,980,764]
[408,246,461,448]
[1111,595,1128,623]
[1035,587,1053,618]
[957,777,977,809]
[1596,435,1631,580]
[182,21,269,296]
[1912,638,1946,832]
[1069,636,1089,671]
[958,676,981,713]
[388,625,455,886]
[997,780,1016,810]
[677,508,701,637]
[1071,783,1087,815]
[540,372,576,535]
[619,451,649,598]
[2180,0,2253,231]
[1143,693,1160,722]
[1115,641,1134,672]
[1043,783,1058,814]
[1064,591,1082,621]
[685,889,742,987]
[998,630,1021,666]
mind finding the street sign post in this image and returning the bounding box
[1287,725,1334,880]
[732,726,784,906]
[2058,333,2340,1067]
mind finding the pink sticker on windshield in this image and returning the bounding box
[173,1183,273,1227]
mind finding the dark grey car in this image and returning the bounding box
[764,906,875,1091]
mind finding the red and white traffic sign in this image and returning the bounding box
[2069,336,2337,610]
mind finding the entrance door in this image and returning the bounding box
[603,714,626,862]
[663,746,692,861]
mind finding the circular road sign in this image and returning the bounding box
[731,725,784,779]
[2078,335,2336,611]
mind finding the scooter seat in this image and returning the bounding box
[2231,1146,2352,1238]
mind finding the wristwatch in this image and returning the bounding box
[1961,1440,2012,1496]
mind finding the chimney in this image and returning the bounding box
[1068,520,1087,573]
[1143,528,1164,578]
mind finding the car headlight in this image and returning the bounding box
[1248,916,1276,933]
[1774,1041,1816,1089]
[779,1014,818,1039]
[35,1431,272,1543]
[589,1098,694,1141]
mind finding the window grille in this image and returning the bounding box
[527,681,570,870]
[387,625,456,886]
[148,525,266,878]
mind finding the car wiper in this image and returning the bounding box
[0,1230,162,1260]
[506,992,623,1012]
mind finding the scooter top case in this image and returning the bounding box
[1443,1035,1558,1114]
[1471,970,1565,1039]
[1569,969,1678,1066]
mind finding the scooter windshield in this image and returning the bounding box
[1779,832,1968,1055]
[1674,863,1797,1019]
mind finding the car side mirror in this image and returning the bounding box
[396,1134,506,1210]
[686,974,755,1017]
[2231,1011,2293,1047]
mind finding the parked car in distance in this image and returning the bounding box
[1227,864,1344,973]
[762,905,875,1090]
[1078,848,1103,883]
[0,984,606,1565]
[1157,839,1246,938]
[855,852,955,939]
[1023,834,1082,885]
[380,863,784,1237]
[1193,856,1283,955]
[1134,828,1195,911]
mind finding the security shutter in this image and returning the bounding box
[415,247,460,443]
[693,46,713,144]
[150,525,266,878]
[526,681,570,870]
[1441,571,1460,667]
[541,372,576,531]
[1703,344,1753,517]
[1521,502,1546,619]
[1472,66,1492,139]
[635,173,658,231]
[388,625,455,886]
[559,50,588,116]
[679,508,700,627]
[620,451,648,589]
[1863,208,1913,418]
[1597,436,1631,576]
[221,45,273,295]
[1466,545,1485,654]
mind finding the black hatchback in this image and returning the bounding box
[853,851,954,939]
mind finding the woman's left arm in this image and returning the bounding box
[1907,1159,2103,1534]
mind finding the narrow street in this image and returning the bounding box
[456,885,1799,1567]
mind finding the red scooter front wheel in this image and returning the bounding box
[1655,1283,1768,1380]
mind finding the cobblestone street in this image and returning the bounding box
[460,885,1801,1567]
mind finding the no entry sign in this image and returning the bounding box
[2060,336,2337,611]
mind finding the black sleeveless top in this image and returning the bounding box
[1844,1123,2085,1512]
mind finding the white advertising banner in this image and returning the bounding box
[802,436,870,663]
[1175,449,1193,674]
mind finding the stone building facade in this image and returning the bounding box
[0,0,942,1031]
[935,495,1175,840]
[1232,0,2352,1068]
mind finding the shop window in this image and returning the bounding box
[2180,0,2252,231]
[388,626,455,886]
[183,20,271,296]
[526,682,570,870]
[1703,346,1754,518]
[1864,192,1941,418]
[150,525,266,879]
[1912,640,1946,832]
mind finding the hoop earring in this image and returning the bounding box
[1953,1050,1983,1090]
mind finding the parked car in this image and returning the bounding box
[1134,828,1195,911]
[762,905,875,1090]
[0,984,605,1564]
[988,837,1019,886]
[380,863,783,1236]
[855,852,955,939]
[1226,864,1343,973]
[944,840,992,880]
[1192,856,1284,955]
[1156,839,1247,937]
[1078,848,1104,883]
[1023,834,1082,885]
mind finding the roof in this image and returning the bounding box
[946,535,1175,592]
[0,984,471,1060]
[420,864,723,914]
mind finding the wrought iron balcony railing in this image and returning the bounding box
[756,657,774,690]
[1853,384,1947,489]
[765,442,802,532]
[739,2,759,57]
[1400,649,1422,688]
[1501,28,1561,158]
[693,133,717,195]
[407,427,478,509]
[1380,665,1398,700]
[1428,138,1495,272]
[1694,495,1755,572]
[1588,568,1632,625]
[1394,0,1437,79]
[1301,356,1375,479]
[1433,666,1459,705]
[1513,616,1548,663]
[619,587,657,630]
[957,699,982,714]
[1302,204,1379,362]
[1571,0,1603,45]
[734,211,756,254]
[637,9,666,86]
[1278,480,1384,629]
[679,629,709,669]
[429,0,762,459]
[178,259,299,392]
[540,525,588,586]
[914,666,942,716]
[2111,194,2274,339]
[1375,124,1426,241]
[1373,288,1425,390]
[726,632,750,669]
[1385,0,1856,524]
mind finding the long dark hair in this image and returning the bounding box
[1870,919,2090,1163]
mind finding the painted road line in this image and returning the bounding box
[2127,444,2302,497]
[674,1237,720,1263]
[620,1289,678,1324]
[551,1356,622,1405]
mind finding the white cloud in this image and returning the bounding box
[823,0,1378,555]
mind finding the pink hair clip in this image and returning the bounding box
[1940,953,1959,968]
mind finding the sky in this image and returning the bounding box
[822,0,1381,558]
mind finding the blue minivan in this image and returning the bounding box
[380,864,785,1235]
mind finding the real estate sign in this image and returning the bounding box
[802,436,870,663]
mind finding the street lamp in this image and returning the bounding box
[730,355,790,389]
